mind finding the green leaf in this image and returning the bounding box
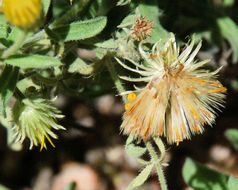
[117,0,131,6]
[63,182,76,190]
[41,0,51,16]
[95,39,118,49]
[154,137,166,160]
[223,0,234,7]
[125,144,147,158]
[52,0,91,27]
[52,17,107,42]
[68,56,104,75]
[125,135,146,158]
[125,164,153,190]
[126,135,134,145]
[0,24,8,39]
[0,14,6,25]
[217,17,238,63]
[228,176,238,190]
[138,0,168,44]
[225,129,238,150]
[7,27,22,44]
[0,65,19,116]
[68,58,94,74]
[117,14,135,28]
[0,184,10,190]
[4,54,62,69]
[87,0,114,17]
[17,78,40,94]
[183,158,228,190]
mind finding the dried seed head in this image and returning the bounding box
[118,33,227,144]
[130,16,154,41]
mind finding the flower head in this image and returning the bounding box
[2,0,43,30]
[117,33,227,144]
[12,98,65,150]
[130,16,154,41]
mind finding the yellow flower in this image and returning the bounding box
[12,98,65,150]
[2,0,43,30]
[117,33,227,144]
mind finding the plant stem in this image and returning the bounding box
[52,0,91,27]
[154,137,166,161]
[146,141,168,190]
[105,56,127,102]
[14,87,25,100]
[2,31,27,59]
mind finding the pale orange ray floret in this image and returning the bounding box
[116,33,227,145]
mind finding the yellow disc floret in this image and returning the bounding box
[2,0,43,30]
[128,92,137,102]
[125,103,131,110]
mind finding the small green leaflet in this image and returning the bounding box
[225,129,238,150]
[52,17,107,42]
[125,164,153,190]
[0,24,8,39]
[217,17,238,63]
[41,0,51,16]
[228,176,238,190]
[4,54,62,69]
[183,158,229,190]
[0,65,19,116]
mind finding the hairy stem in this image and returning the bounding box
[154,137,166,161]
[52,0,91,27]
[2,31,27,59]
[105,57,127,102]
[146,141,168,190]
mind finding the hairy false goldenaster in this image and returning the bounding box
[117,33,227,144]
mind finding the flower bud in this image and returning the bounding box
[12,98,65,150]
[2,0,43,30]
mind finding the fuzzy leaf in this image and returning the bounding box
[0,14,6,24]
[87,0,114,17]
[64,182,76,190]
[228,176,238,190]
[41,0,51,16]
[7,27,22,44]
[95,39,118,49]
[138,0,168,44]
[125,144,147,158]
[183,158,228,190]
[0,24,8,39]
[17,78,40,94]
[4,55,62,69]
[52,17,107,42]
[68,57,104,75]
[117,14,135,28]
[0,184,10,190]
[125,164,153,190]
[68,58,94,74]
[0,65,19,116]
[223,0,234,7]
[117,0,131,6]
[217,17,238,63]
[126,135,134,145]
[225,129,238,150]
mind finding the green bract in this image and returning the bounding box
[12,98,65,150]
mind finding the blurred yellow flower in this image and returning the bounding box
[2,0,43,30]
[117,33,227,145]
